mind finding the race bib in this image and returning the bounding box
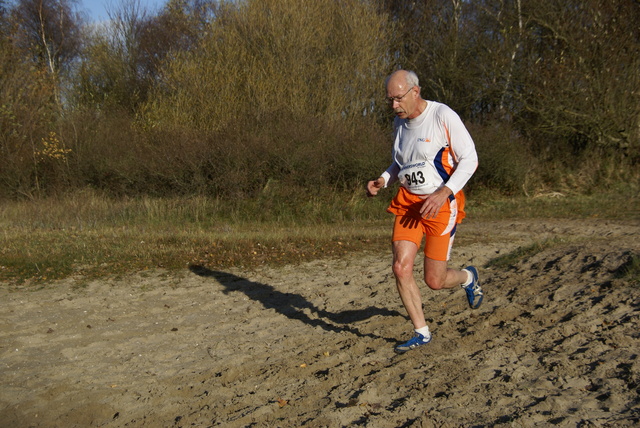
[398,161,440,195]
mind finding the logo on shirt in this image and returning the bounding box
[400,161,426,172]
[417,137,431,143]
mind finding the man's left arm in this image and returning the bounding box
[420,107,478,219]
[441,108,478,195]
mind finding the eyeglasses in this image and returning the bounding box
[386,87,414,104]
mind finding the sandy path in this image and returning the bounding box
[1,219,639,427]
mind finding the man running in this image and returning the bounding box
[367,70,483,353]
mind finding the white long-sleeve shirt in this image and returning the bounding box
[381,101,478,196]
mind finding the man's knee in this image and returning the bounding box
[424,272,446,290]
[392,259,413,280]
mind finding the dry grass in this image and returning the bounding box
[469,184,639,220]
[0,190,392,285]
[1,187,637,285]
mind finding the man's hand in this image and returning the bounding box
[419,187,453,219]
[366,177,385,197]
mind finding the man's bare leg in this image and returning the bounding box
[424,257,483,309]
[392,240,426,330]
[423,257,469,290]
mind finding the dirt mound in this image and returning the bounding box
[1,219,638,427]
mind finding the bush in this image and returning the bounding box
[467,122,537,195]
[131,112,390,198]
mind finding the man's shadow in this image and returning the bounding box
[189,265,400,343]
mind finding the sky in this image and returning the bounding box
[80,0,166,23]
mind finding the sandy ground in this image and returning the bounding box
[1,218,639,427]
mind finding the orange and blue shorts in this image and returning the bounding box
[387,186,466,261]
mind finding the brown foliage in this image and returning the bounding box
[142,0,391,132]
[0,42,59,197]
[1,0,638,199]
[517,0,640,155]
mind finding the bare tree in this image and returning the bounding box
[75,0,213,113]
[139,0,213,72]
[10,0,83,105]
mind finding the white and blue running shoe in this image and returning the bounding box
[463,266,483,309]
[395,332,432,353]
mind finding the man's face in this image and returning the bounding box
[386,81,418,119]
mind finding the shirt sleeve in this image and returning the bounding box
[380,117,402,188]
[439,105,478,195]
[381,162,399,188]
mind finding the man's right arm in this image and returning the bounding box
[367,161,398,197]
[366,177,386,197]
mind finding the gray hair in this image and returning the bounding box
[405,70,420,88]
[385,70,420,88]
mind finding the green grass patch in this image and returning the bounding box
[0,227,391,285]
[485,239,560,270]
[616,252,640,285]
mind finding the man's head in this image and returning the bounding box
[385,70,423,120]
